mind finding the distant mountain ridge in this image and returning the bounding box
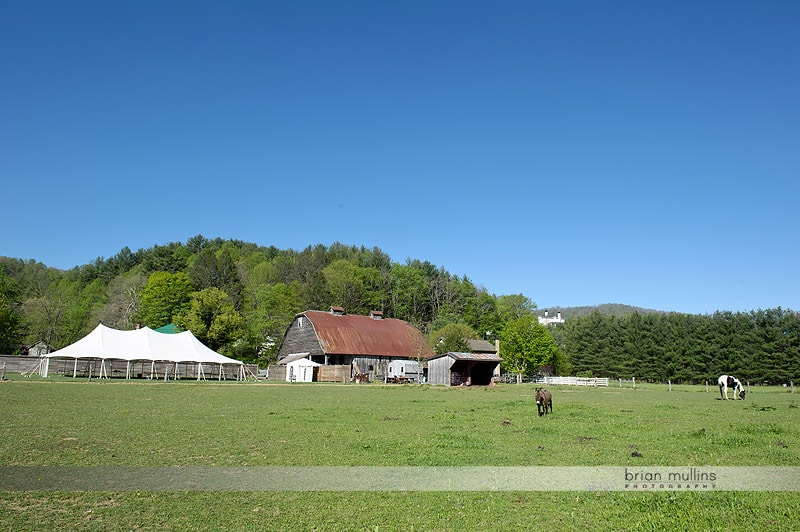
[535,303,666,319]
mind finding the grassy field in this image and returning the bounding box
[2,377,799,530]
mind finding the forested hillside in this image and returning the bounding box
[0,236,536,366]
[536,303,662,319]
[1,235,798,383]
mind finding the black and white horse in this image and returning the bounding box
[718,375,746,400]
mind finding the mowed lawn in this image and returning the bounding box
[2,378,799,530]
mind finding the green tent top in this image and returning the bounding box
[154,323,181,334]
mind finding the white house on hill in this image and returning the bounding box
[538,310,565,326]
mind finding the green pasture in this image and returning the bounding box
[2,378,799,530]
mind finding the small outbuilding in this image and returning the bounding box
[278,353,320,383]
[427,352,502,386]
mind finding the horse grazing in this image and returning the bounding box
[718,375,746,400]
[535,388,553,416]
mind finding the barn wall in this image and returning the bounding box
[277,317,323,360]
[427,357,454,386]
[0,355,41,373]
[317,364,350,382]
[352,356,392,381]
[267,364,286,381]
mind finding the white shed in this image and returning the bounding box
[279,353,320,383]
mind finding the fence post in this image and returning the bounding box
[668,380,672,391]
[705,380,708,393]
[632,377,636,389]
[791,381,794,394]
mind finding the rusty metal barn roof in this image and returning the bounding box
[302,310,435,359]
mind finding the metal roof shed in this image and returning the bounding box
[427,352,502,386]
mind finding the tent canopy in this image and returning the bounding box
[154,323,180,334]
[45,323,243,366]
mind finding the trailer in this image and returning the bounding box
[386,359,422,383]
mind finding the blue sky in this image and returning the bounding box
[2,1,798,315]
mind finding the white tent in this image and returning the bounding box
[41,324,246,381]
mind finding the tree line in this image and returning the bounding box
[551,309,800,385]
[0,237,540,368]
[1,236,797,384]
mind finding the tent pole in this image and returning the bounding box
[174,362,179,381]
[42,358,50,378]
[150,360,155,380]
[126,361,130,380]
[73,359,78,378]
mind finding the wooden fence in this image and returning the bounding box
[535,376,610,387]
[0,355,258,381]
[497,374,611,386]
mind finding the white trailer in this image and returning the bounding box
[386,359,422,383]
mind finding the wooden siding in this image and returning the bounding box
[427,356,454,386]
[317,364,350,382]
[427,353,501,386]
[267,364,286,381]
[276,317,324,360]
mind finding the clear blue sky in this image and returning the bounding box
[2,1,798,315]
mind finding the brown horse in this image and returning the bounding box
[535,388,552,416]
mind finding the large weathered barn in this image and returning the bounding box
[275,307,434,382]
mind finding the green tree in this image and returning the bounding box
[322,260,384,315]
[243,282,303,363]
[21,274,88,348]
[462,288,501,341]
[175,287,244,353]
[388,263,430,325]
[428,323,477,355]
[496,294,536,322]
[0,266,23,353]
[187,246,244,310]
[136,271,193,328]
[500,316,559,382]
[94,270,147,330]
[140,242,189,274]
